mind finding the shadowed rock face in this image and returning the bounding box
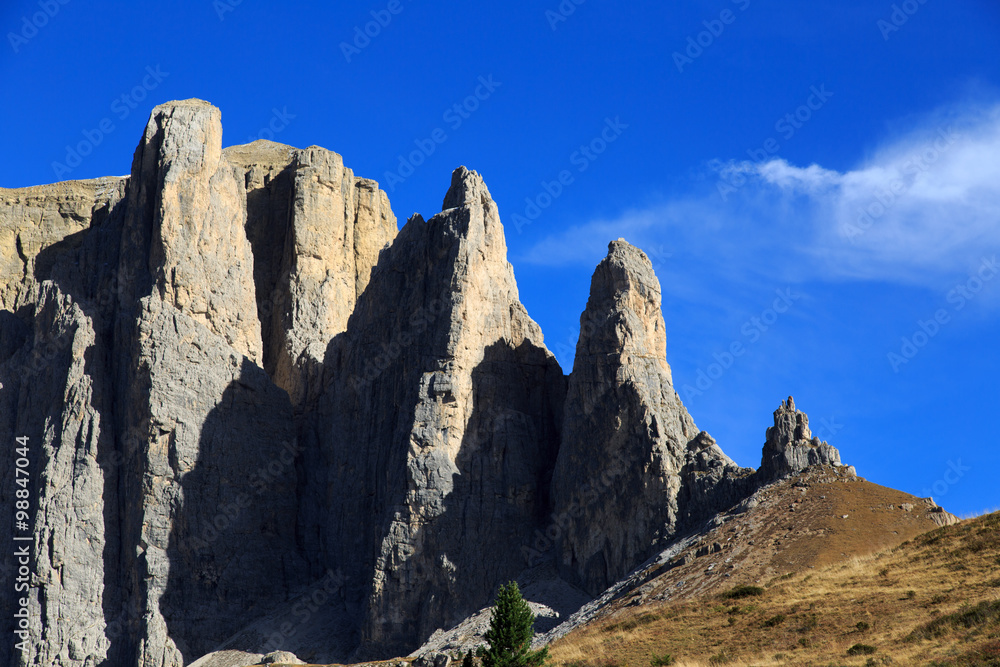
[0,100,854,667]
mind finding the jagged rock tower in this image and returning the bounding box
[314,167,566,656]
[550,240,752,595]
[0,100,848,667]
[758,396,844,482]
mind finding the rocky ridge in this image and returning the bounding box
[0,99,885,667]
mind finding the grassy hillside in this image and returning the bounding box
[548,511,1000,666]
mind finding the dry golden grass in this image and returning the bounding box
[626,468,957,607]
[547,511,1000,667]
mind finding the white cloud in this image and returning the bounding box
[519,102,1000,291]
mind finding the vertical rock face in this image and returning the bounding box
[0,170,129,667]
[121,99,263,363]
[758,396,843,482]
[268,147,395,405]
[223,140,298,367]
[1,100,321,667]
[317,167,565,657]
[115,100,308,667]
[224,141,397,406]
[550,240,748,596]
[119,298,306,667]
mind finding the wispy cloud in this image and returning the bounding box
[519,102,1000,293]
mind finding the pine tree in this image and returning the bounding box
[481,581,548,667]
[462,651,476,667]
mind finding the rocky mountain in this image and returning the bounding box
[0,100,908,667]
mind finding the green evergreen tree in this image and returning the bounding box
[481,582,548,667]
[462,651,476,667]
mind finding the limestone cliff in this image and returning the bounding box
[224,141,397,406]
[315,167,565,657]
[0,99,860,667]
[0,177,125,315]
[550,240,752,596]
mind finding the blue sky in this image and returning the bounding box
[2,0,998,516]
